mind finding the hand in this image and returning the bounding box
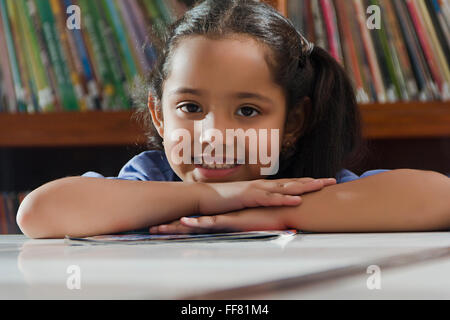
[196,177,336,216]
[150,206,291,234]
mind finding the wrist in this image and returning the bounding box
[281,203,306,231]
[190,181,210,215]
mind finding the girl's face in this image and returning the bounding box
[152,35,288,183]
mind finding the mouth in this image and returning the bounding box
[196,162,239,169]
[192,157,242,179]
[192,156,242,169]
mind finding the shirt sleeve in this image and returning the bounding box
[336,169,389,184]
[81,150,176,181]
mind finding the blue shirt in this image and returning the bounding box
[82,150,388,183]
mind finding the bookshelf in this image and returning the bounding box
[0,0,448,147]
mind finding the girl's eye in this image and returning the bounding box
[236,106,260,118]
[178,103,202,113]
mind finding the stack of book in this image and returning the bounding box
[288,0,450,104]
[0,191,29,234]
[0,0,187,114]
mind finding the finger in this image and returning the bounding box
[240,190,302,208]
[149,222,205,234]
[180,216,239,232]
[180,212,283,232]
[264,179,324,195]
[319,178,337,186]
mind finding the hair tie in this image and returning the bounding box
[296,30,314,57]
[306,41,314,56]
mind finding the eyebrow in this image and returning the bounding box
[169,87,274,104]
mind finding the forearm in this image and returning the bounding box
[283,169,450,232]
[17,177,201,239]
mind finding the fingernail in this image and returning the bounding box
[182,217,198,225]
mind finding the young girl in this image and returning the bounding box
[17,0,450,239]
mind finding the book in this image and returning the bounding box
[353,0,387,103]
[407,0,443,99]
[64,230,298,245]
[381,0,419,100]
[417,0,450,100]
[311,0,328,51]
[334,0,370,103]
[5,0,34,112]
[50,0,88,111]
[0,6,16,113]
[35,0,79,111]
[393,0,434,101]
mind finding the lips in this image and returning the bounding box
[198,162,238,169]
[192,155,241,165]
[194,164,242,179]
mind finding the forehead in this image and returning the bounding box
[163,35,282,100]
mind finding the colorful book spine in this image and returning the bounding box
[50,0,88,111]
[78,0,116,110]
[63,0,101,111]
[92,0,130,110]
[353,0,386,103]
[6,0,35,112]
[35,0,79,111]
[123,0,156,71]
[345,0,377,102]
[113,0,146,76]
[311,0,328,51]
[304,0,316,43]
[320,0,342,63]
[0,7,16,113]
[406,0,444,99]
[382,0,419,100]
[426,0,450,65]
[334,0,370,103]
[103,0,138,83]
[368,0,401,102]
[0,0,27,112]
[393,0,434,101]
[141,0,167,37]
[155,0,174,24]
[20,0,57,112]
[376,0,409,101]
[416,0,449,100]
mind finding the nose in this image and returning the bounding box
[196,113,236,157]
[198,113,230,144]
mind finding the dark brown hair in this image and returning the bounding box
[133,0,364,179]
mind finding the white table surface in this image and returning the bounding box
[0,232,449,299]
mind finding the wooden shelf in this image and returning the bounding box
[0,111,147,147]
[0,102,449,147]
[360,101,450,139]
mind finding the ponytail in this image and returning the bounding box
[275,46,364,179]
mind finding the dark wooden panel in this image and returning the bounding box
[0,111,147,147]
[360,102,450,139]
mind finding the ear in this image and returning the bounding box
[148,93,164,138]
[283,96,311,145]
